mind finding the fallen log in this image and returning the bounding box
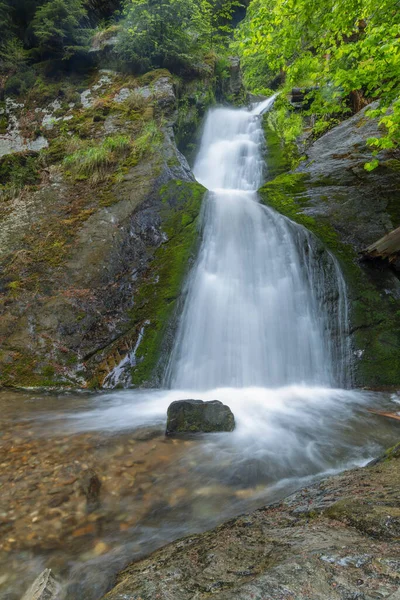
[363,226,400,262]
[367,409,400,422]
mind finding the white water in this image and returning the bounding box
[167,99,350,389]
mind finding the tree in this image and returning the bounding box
[32,0,90,58]
[116,0,211,73]
[234,0,400,154]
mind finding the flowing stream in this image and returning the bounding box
[1,100,399,600]
[167,98,350,389]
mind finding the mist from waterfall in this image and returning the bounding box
[166,99,351,390]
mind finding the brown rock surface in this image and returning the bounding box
[103,442,400,600]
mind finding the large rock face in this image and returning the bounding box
[166,399,235,435]
[260,106,400,387]
[0,70,209,389]
[102,442,400,599]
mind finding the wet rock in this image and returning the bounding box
[21,569,62,600]
[166,400,235,435]
[102,442,400,600]
[79,468,101,512]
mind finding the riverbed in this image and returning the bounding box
[0,386,399,599]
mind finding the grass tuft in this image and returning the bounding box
[63,134,132,182]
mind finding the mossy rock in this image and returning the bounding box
[129,179,206,386]
[166,400,235,435]
[259,171,400,387]
[325,498,400,539]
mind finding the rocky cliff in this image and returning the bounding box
[0,69,214,389]
[260,106,400,387]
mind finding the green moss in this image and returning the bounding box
[0,152,41,188]
[262,123,295,181]
[0,116,7,134]
[382,158,400,173]
[139,69,172,86]
[0,350,72,388]
[129,179,205,385]
[259,172,400,387]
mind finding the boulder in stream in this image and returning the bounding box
[166,400,235,435]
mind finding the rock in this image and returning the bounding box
[21,569,62,600]
[0,69,207,390]
[220,56,244,101]
[166,400,235,435]
[261,104,400,387]
[102,442,400,600]
[79,469,101,512]
[227,56,242,95]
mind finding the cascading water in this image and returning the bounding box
[167,98,351,390]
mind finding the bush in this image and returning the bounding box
[0,38,27,74]
[0,152,41,188]
[4,70,37,96]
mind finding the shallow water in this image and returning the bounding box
[0,387,399,599]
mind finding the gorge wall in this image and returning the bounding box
[1,63,400,390]
[260,106,400,388]
[0,69,216,389]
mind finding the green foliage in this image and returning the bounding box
[32,0,90,58]
[116,0,206,73]
[0,0,241,78]
[202,0,244,47]
[364,159,379,172]
[116,0,242,73]
[134,120,162,157]
[266,97,303,163]
[0,39,27,73]
[0,0,14,46]
[4,69,36,95]
[235,0,400,152]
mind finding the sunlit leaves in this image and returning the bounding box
[234,0,400,152]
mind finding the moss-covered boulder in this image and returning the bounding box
[166,399,235,435]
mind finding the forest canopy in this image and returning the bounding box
[235,0,400,163]
[0,0,399,160]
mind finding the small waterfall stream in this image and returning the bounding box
[167,99,351,389]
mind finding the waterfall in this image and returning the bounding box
[166,100,351,390]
